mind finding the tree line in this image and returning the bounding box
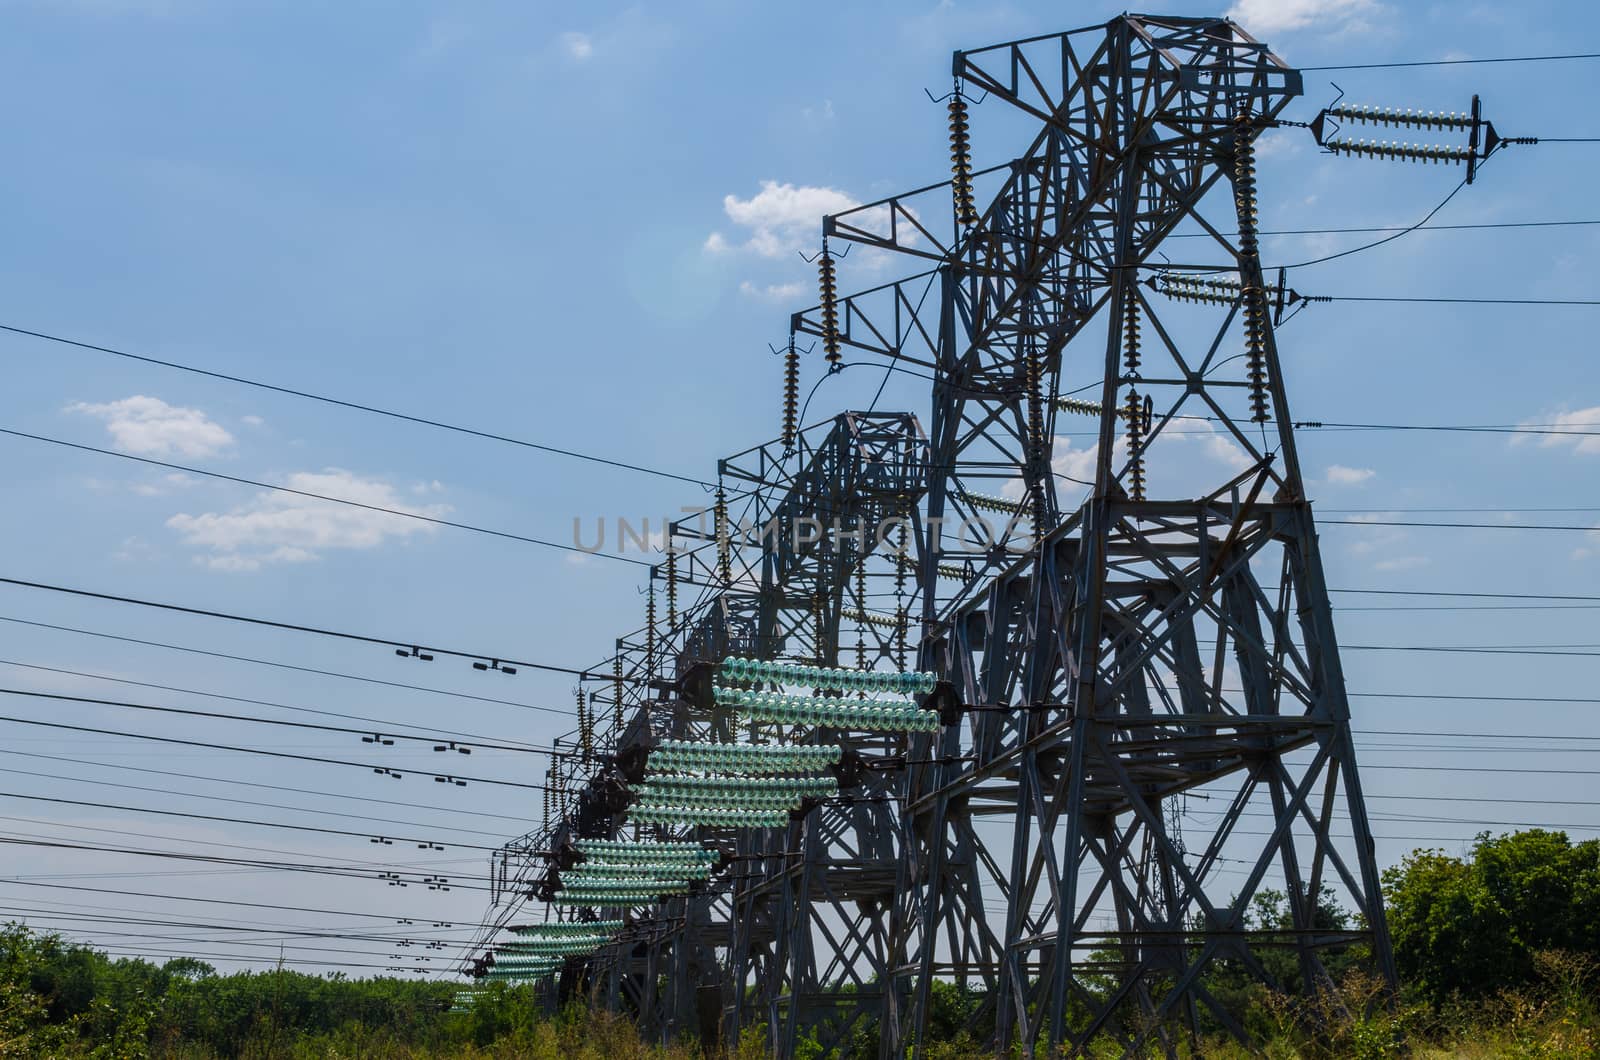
[1,828,1596,1057]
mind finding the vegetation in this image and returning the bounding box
[1,830,1596,1058]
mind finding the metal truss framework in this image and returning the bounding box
[467,14,1397,1059]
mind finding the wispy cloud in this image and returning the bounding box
[1516,406,1600,456]
[1325,464,1376,485]
[130,471,198,497]
[560,31,593,60]
[166,469,448,571]
[738,280,807,301]
[1225,0,1380,35]
[67,395,233,459]
[1574,527,1600,561]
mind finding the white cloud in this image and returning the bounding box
[1252,130,1300,161]
[560,31,593,60]
[800,100,836,126]
[67,395,233,459]
[110,536,158,563]
[130,472,197,497]
[1054,439,1110,485]
[1374,555,1429,572]
[1325,465,1376,485]
[1518,406,1600,456]
[1156,419,1253,473]
[1000,419,1250,500]
[710,181,861,259]
[1225,0,1381,35]
[241,414,264,427]
[738,280,807,301]
[166,469,449,571]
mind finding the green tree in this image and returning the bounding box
[1383,829,1600,1003]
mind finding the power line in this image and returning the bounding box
[1052,420,1600,441]
[0,789,497,853]
[1349,691,1600,705]
[0,833,489,890]
[1325,295,1600,306]
[0,709,545,789]
[1368,792,1600,809]
[1338,604,1600,612]
[1332,587,1600,602]
[1224,806,1599,833]
[1320,506,1600,513]
[0,575,644,682]
[0,321,717,490]
[3,919,455,969]
[0,683,545,756]
[1169,218,1600,239]
[1321,518,1599,532]
[0,657,547,748]
[1358,763,1600,777]
[0,820,476,889]
[0,747,534,824]
[0,426,652,568]
[0,614,580,717]
[1279,175,1467,269]
[0,877,463,924]
[1357,728,1600,742]
[0,761,513,839]
[19,940,450,976]
[0,906,460,952]
[1347,644,1600,658]
[0,814,479,872]
[0,903,468,946]
[1295,421,1600,437]
[1300,51,1600,71]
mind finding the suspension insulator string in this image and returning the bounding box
[1326,102,1473,131]
[781,336,800,447]
[948,81,978,227]
[818,240,841,367]
[1057,396,1103,417]
[854,560,868,690]
[1025,345,1046,540]
[1323,138,1474,164]
[665,544,678,632]
[812,589,825,666]
[577,688,592,765]
[1151,273,1293,306]
[1123,289,1146,501]
[1123,292,1141,376]
[1233,109,1271,424]
[645,585,658,678]
[893,507,909,673]
[714,483,732,586]
[1125,388,1147,502]
[613,648,625,734]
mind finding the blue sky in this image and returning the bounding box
[0,0,1596,977]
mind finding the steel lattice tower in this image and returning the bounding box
[469,15,1397,1058]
